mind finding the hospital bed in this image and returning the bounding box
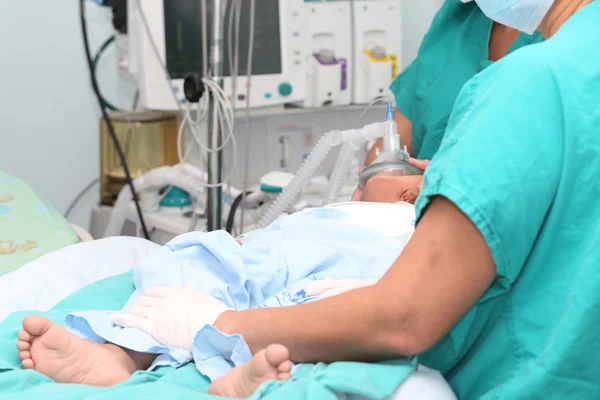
[0,235,457,400]
[0,172,455,399]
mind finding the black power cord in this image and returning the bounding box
[79,0,150,240]
[92,35,121,112]
[226,191,253,235]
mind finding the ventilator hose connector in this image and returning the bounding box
[256,131,343,229]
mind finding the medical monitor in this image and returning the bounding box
[130,0,307,110]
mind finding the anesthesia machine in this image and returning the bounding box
[303,1,353,108]
[351,0,402,104]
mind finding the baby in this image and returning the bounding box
[15,202,415,398]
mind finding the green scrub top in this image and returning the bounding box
[390,0,544,160]
[415,1,600,398]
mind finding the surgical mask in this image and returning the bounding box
[461,0,554,35]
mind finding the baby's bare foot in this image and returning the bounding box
[208,344,292,398]
[17,315,133,386]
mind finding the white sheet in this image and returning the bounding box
[0,237,160,322]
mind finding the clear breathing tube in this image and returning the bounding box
[382,102,401,153]
[322,140,361,205]
[257,102,426,229]
[358,101,423,189]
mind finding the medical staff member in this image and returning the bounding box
[212,0,600,398]
[353,0,544,201]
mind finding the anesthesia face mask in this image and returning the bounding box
[358,102,423,189]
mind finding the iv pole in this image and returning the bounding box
[207,0,225,231]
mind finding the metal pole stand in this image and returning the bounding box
[207,0,225,231]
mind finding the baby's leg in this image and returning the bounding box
[17,315,157,386]
[208,344,292,398]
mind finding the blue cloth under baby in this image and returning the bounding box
[64,208,405,381]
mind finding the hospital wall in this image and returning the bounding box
[0,1,127,230]
[402,0,444,67]
[0,0,442,231]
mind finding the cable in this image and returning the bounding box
[201,0,208,78]
[225,0,242,217]
[136,0,237,191]
[356,97,391,124]
[226,191,252,234]
[80,0,150,240]
[176,79,238,187]
[240,0,255,235]
[135,0,242,232]
[65,178,100,219]
[228,0,242,105]
[71,37,138,220]
[92,35,121,111]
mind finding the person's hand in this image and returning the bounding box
[408,158,430,171]
[359,158,430,204]
[109,285,232,351]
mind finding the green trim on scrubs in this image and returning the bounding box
[390,0,544,160]
[415,1,600,398]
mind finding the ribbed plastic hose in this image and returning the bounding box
[323,141,360,205]
[257,122,386,229]
[256,132,342,228]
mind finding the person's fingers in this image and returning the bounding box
[408,158,430,170]
[400,188,420,204]
[109,313,149,333]
[131,295,161,309]
[128,304,152,319]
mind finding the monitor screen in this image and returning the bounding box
[164,0,283,79]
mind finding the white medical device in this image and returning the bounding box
[351,0,402,104]
[303,1,352,108]
[127,0,308,110]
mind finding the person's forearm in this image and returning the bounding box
[215,198,496,365]
[215,284,417,364]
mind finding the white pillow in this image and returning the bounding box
[0,237,160,322]
[327,201,416,241]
